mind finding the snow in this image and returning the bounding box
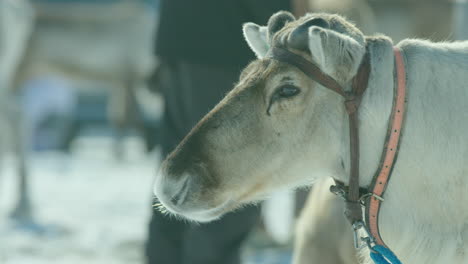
[0,137,156,264]
[0,136,292,264]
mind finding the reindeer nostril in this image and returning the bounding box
[170,175,191,206]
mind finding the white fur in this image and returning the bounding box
[243,23,269,58]
[307,27,326,70]
[294,178,357,264]
[0,0,34,221]
[356,38,468,264]
[247,17,468,263]
[330,37,468,263]
[0,0,34,95]
[304,35,468,264]
[161,13,468,264]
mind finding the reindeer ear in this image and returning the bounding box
[288,17,330,51]
[307,27,327,69]
[243,23,269,58]
[307,26,365,79]
[267,11,295,41]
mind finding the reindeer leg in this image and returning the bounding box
[109,79,133,161]
[110,72,143,159]
[0,115,3,202]
[9,104,33,223]
[109,83,128,161]
[127,80,148,151]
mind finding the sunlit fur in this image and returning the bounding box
[0,0,34,221]
[0,0,33,95]
[154,12,468,264]
[293,178,357,264]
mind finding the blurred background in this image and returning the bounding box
[0,0,466,263]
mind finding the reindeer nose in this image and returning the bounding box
[161,173,191,207]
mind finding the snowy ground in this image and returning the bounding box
[0,136,292,264]
[0,137,157,264]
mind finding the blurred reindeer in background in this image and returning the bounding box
[14,0,157,157]
[0,0,35,223]
[307,0,454,42]
[1,0,157,227]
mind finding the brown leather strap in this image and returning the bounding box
[270,47,346,97]
[269,46,370,225]
[365,48,407,246]
[344,51,370,224]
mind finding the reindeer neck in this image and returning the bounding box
[337,36,396,188]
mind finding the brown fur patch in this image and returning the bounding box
[237,180,267,203]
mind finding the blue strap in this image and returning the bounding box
[369,245,403,264]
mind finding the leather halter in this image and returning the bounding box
[269,45,370,224]
[366,48,406,247]
[268,45,407,248]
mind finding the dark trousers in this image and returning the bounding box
[146,61,260,264]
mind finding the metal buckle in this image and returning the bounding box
[352,221,376,250]
[359,193,384,205]
[330,184,347,199]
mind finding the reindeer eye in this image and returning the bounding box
[266,84,301,115]
[277,84,300,98]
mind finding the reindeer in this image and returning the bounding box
[154,11,468,264]
[0,0,34,223]
[292,1,458,263]
[13,0,157,157]
[293,178,358,264]
[1,0,156,225]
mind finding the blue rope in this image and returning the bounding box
[369,245,402,264]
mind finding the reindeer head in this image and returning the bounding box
[154,12,367,222]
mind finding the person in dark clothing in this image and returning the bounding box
[146,1,291,263]
[155,0,290,69]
